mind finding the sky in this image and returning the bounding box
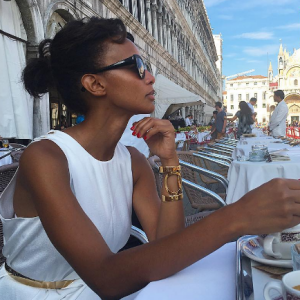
[203,0,300,79]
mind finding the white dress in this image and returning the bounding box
[0,130,133,299]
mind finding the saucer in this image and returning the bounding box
[241,236,292,268]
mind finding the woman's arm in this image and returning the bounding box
[225,115,237,122]
[16,138,300,300]
[128,147,184,241]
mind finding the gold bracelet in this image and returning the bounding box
[162,194,183,202]
[159,166,181,173]
[164,171,182,195]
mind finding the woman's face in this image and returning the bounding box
[97,39,156,115]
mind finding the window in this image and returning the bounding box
[254,93,257,98]
[230,105,234,110]
[262,103,266,108]
[238,83,241,86]
[246,82,249,86]
[246,94,249,101]
[263,82,266,85]
[230,84,233,87]
[254,105,257,109]
[238,94,242,101]
[230,94,234,101]
[263,92,266,100]
[295,79,298,86]
[254,82,257,85]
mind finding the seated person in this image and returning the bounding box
[1,17,300,300]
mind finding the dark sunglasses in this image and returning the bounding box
[81,54,147,92]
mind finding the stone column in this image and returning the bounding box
[162,15,167,49]
[151,0,158,40]
[167,17,171,53]
[145,0,152,35]
[173,35,178,62]
[132,0,138,20]
[139,0,146,27]
[123,0,130,11]
[157,2,163,44]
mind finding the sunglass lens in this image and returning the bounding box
[136,57,146,79]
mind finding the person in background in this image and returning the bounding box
[225,101,254,139]
[209,110,218,141]
[269,90,288,137]
[248,97,257,128]
[185,114,193,127]
[214,101,227,139]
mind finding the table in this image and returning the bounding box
[132,243,236,300]
[232,137,291,160]
[197,131,211,143]
[226,155,300,204]
[0,149,12,167]
[175,132,186,142]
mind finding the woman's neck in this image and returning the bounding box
[63,109,132,161]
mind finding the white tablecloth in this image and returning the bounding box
[175,132,186,142]
[197,131,211,143]
[232,137,288,160]
[227,155,300,204]
[0,149,12,167]
[133,242,236,300]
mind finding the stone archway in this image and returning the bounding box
[285,94,300,124]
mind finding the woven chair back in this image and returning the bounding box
[0,162,19,267]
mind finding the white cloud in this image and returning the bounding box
[276,23,300,30]
[219,14,233,20]
[203,0,228,8]
[233,32,274,40]
[244,45,279,57]
[247,60,263,63]
[236,58,246,61]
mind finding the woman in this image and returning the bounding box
[0,18,300,300]
[226,101,254,138]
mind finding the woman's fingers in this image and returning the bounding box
[131,118,173,140]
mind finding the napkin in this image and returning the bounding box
[270,154,290,161]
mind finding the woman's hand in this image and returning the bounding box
[229,178,300,236]
[131,117,177,162]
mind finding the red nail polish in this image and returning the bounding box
[130,126,135,130]
[137,133,141,138]
[143,136,147,140]
[132,131,136,136]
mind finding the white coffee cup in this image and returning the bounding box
[263,225,300,259]
[264,270,300,300]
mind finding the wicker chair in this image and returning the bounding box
[0,162,19,267]
[9,143,26,149]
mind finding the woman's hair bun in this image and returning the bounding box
[22,39,54,98]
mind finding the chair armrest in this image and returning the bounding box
[182,178,226,207]
[192,153,231,168]
[179,159,229,191]
[193,151,232,163]
[130,226,149,244]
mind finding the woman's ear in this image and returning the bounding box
[81,74,106,96]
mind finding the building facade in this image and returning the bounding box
[225,75,269,124]
[269,44,300,124]
[1,0,222,139]
[225,43,300,125]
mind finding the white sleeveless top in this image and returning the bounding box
[0,130,133,293]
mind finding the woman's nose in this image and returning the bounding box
[145,70,155,85]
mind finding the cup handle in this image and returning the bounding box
[263,281,283,300]
[263,235,282,259]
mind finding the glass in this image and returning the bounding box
[291,243,300,271]
[2,139,9,148]
[92,54,147,79]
